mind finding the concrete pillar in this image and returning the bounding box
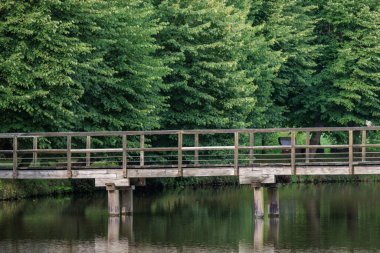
[106,184,120,216]
[253,183,264,219]
[267,185,279,217]
[121,186,134,215]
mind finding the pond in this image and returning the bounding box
[1,183,380,252]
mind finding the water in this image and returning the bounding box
[1,184,380,252]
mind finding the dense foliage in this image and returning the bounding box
[1,0,380,132]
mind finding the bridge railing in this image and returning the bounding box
[1,127,380,178]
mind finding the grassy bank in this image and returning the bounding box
[0,179,95,200]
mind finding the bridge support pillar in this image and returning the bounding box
[267,184,279,217]
[121,186,134,215]
[252,182,264,219]
[106,183,120,216]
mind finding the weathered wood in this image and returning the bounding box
[253,184,264,218]
[86,136,91,167]
[32,136,38,166]
[291,131,296,174]
[267,186,279,217]
[13,137,17,179]
[362,130,366,162]
[240,175,276,185]
[121,187,134,215]
[253,218,264,251]
[95,178,130,187]
[108,216,120,242]
[67,136,72,178]
[239,167,292,176]
[178,131,183,176]
[249,132,254,165]
[349,130,353,174]
[234,132,239,176]
[305,131,310,163]
[140,135,144,167]
[194,133,199,166]
[296,166,350,175]
[127,169,180,178]
[106,184,120,216]
[183,168,234,177]
[122,135,127,178]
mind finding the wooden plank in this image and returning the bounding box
[122,135,127,178]
[0,171,14,179]
[32,137,38,166]
[183,168,234,177]
[127,169,180,178]
[13,137,17,179]
[234,132,239,176]
[296,166,350,175]
[291,131,296,174]
[140,135,144,166]
[183,146,235,151]
[239,167,292,176]
[305,131,310,163]
[249,132,254,165]
[86,136,91,167]
[178,131,183,176]
[362,130,366,162]
[194,133,199,166]
[349,130,353,174]
[95,178,130,187]
[17,170,68,179]
[354,166,380,175]
[239,175,276,184]
[67,136,72,178]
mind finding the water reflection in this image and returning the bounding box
[1,184,380,252]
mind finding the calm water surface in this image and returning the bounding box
[1,184,380,252]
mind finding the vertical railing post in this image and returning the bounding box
[178,131,183,177]
[249,132,254,165]
[291,131,296,175]
[234,131,239,176]
[86,136,91,168]
[305,131,310,164]
[140,135,144,167]
[67,135,72,178]
[362,130,366,162]
[349,130,353,174]
[194,133,199,166]
[32,136,38,167]
[13,136,17,179]
[122,135,127,178]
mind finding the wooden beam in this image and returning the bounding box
[140,135,144,167]
[32,136,38,166]
[13,136,17,179]
[67,136,72,178]
[305,131,310,163]
[291,131,296,174]
[178,131,183,176]
[86,136,91,167]
[234,132,239,176]
[194,133,199,166]
[122,135,127,178]
[362,130,366,162]
[349,130,353,174]
[249,132,254,165]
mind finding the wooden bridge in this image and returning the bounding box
[1,127,380,217]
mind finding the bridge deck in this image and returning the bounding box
[1,127,380,186]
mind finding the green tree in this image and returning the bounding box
[156,0,256,130]
[75,0,169,131]
[299,0,380,127]
[0,0,90,132]
[248,0,319,128]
